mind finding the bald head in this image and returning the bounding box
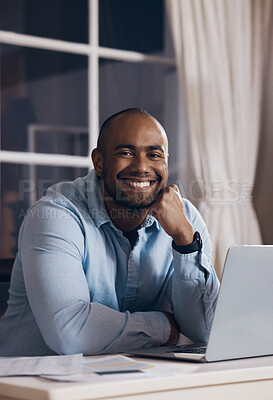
[97,108,168,156]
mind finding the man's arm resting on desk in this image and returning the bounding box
[18,202,174,355]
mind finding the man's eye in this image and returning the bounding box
[119,151,133,156]
[148,153,162,159]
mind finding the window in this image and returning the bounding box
[0,0,177,257]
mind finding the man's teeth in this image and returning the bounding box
[127,181,151,188]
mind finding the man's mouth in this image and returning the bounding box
[118,178,158,189]
[126,180,152,188]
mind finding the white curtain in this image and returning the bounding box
[166,0,272,277]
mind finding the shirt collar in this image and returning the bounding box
[140,213,160,230]
[85,170,111,228]
[86,169,160,231]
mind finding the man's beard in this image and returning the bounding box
[101,166,162,210]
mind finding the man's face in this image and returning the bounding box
[98,114,168,210]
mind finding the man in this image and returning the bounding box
[0,108,219,356]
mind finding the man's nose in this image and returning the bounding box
[131,154,150,173]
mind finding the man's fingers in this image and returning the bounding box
[170,184,179,192]
[170,184,183,200]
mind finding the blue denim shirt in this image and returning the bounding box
[0,170,219,356]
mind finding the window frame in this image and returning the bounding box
[0,0,175,168]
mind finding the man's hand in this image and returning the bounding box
[161,312,179,346]
[149,185,194,246]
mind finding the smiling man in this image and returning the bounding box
[0,108,219,356]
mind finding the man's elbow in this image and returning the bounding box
[43,330,105,356]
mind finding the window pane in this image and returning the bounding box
[99,0,164,53]
[99,59,176,128]
[0,0,88,43]
[0,163,89,258]
[1,44,88,155]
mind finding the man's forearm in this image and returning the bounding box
[169,250,219,343]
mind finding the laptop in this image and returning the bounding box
[131,245,273,362]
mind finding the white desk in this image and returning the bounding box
[1,355,273,400]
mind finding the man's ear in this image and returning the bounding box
[91,148,103,177]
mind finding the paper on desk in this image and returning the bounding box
[0,353,83,376]
[42,355,154,382]
[42,354,199,383]
[82,354,153,373]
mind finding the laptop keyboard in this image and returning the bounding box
[176,346,206,354]
[166,346,206,354]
